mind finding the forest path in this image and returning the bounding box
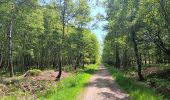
[78,65,130,100]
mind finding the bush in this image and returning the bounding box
[24,69,41,77]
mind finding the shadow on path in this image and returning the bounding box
[80,65,129,100]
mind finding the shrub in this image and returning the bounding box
[24,69,41,77]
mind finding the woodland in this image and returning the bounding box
[0,0,170,100]
[102,0,170,99]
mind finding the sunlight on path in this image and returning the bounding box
[78,65,129,100]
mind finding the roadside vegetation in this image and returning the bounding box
[38,64,98,100]
[105,64,164,100]
[0,64,98,100]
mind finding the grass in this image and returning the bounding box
[38,64,98,100]
[105,64,164,100]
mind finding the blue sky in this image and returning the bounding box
[89,0,107,46]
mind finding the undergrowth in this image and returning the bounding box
[38,64,98,100]
[105,64,164,100]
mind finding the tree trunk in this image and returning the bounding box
[143,52,147,65]
[56,54,62,80]
[56,0,66,80]
[122,49,128,69]
[115,44,121,68]
[131,31,144,81]
[148,51,151,64]
[0,51,3,68]
[7,10,14,77]
[74,57,78,70]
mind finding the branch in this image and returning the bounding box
[146,29,170,56]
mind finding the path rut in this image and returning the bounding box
[79,65,130,100]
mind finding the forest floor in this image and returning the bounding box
[0,70,71,100]
[0,64,98,100]
[25,70,71,81]
[78,65,129,100]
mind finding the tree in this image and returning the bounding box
[102,0,170,81]
[7,2,15,77]
[0,0,99,79]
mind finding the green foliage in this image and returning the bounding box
[25,69,42,76]
[0,0,99,75]
[38,64,98,100]
[105,64,164,100]
[102,0,170,67]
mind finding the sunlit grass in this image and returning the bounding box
[105,64,164,100]
[38,64,98,100]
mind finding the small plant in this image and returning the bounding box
[24,69,42,77]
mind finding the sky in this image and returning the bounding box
[89,0,107,47]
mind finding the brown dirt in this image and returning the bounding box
[141,67,165,77]
[32,70,71,81]
[78,65,129,100]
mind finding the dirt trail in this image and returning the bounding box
[79,65,129,100]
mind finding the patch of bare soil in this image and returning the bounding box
[141,67,165,77]
[32,70,71,81]
[78,65,129,100]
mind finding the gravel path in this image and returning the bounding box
[79,65,130,100]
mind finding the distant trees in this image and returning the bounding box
[102,0,170,81]
[0,0,99,78]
